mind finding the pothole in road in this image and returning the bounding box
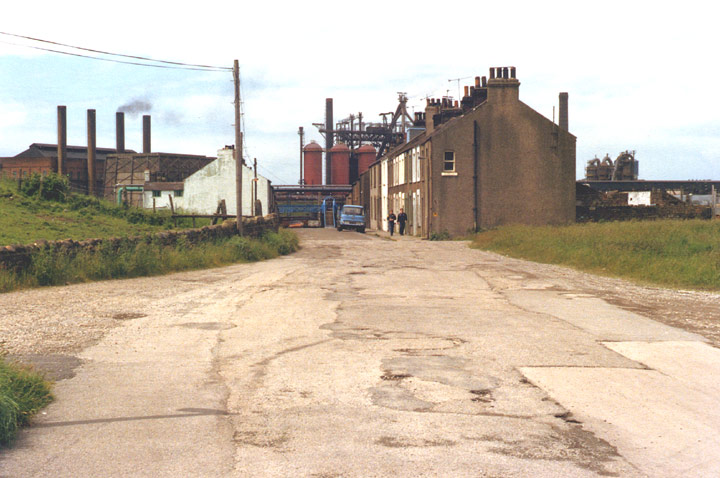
[177,322,235,330]
[381,371,412,381]
[112,312,147,320]
[470,389,494,403]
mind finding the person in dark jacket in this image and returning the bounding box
[397,208,408,236]
[387,211,396,236]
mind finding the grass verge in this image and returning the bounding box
[471,219,720,291]
[0,358,53,447]
[0,229,299,293]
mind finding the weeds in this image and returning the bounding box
[0,358,53,446]
[0,229,299,293]
[471,220,720,290]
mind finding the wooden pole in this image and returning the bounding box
[234,60,244,235]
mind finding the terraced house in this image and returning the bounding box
[352,67,576,238]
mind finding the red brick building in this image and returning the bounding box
[0,143,134,194]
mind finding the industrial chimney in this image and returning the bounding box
[116,112,125,153]
[57,106,67,176]
[325,99,333,185]
[87,109,96,196]
[143,115,151,153]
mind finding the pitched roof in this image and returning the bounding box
[14,143,136,161]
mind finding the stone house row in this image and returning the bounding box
[350,67,576,237]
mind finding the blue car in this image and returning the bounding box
[337,205,366,233]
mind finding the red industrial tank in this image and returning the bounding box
[330,143,350,185]
[356,144,376,177]
[303,141,323,185]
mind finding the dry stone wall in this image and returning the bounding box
[0,214,279,273]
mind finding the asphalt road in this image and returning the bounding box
[2,228,719,477]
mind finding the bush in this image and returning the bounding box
[20,173,69,202]
[0,359,53,446]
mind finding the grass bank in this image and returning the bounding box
[0,358,53,446]
[0,176,206,246]
[0,229,299,293]
[471,220,720,291]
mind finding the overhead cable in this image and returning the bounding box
[0,32,231,71]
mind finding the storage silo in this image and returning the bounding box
[357,144,376,177]
[330,143,350,185]
[303,141,323,185]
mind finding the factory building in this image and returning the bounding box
[352,67,576,237]
[0,143,131,194]
[143,146,271,216]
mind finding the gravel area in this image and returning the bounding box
[1,239,718,371]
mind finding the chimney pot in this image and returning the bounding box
[475,76,480,88]
[482,76,487,87]
[510,67,516,79]
[503,67,509,79]
[490,68,496,79]
[464,85,469,97]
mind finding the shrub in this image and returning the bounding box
[429,230,451,241]
[20,173,69,202]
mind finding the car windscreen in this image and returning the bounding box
[342,206,363,215]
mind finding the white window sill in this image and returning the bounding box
[441,171,458,176]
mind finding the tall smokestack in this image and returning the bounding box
[559,92,569,131]
[116,112,125,153]
[87,109,96,196]
[57,106,67,176]
[325,99,333,185]
[143,115,151,153]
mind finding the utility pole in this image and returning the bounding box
[233,59,243,235]
[253,157,258,216]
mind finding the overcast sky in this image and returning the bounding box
[1,0,718,183]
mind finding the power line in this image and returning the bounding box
[0,32,231,71]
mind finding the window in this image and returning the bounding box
[443,151,455,172]
[152,190,161,198]
[174,189,184,197]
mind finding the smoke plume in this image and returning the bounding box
[117,99,152,117]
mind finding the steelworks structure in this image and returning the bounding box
[311,93,414,185]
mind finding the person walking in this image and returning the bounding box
[397,208,408,236]
[387,210,396,236]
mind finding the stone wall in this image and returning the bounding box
[0,214,279,273]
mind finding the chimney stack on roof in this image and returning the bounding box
[559,92,569,131]
[487,66,520,103]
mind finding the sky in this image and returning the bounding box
[1,0,718,184]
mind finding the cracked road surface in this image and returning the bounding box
[2,228,720,477]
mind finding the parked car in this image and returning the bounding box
[337,205,366,233]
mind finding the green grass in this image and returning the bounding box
[0,358,53,446]
[0,229,299,293]
[0,177,207,246]
[471,220,720,290]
